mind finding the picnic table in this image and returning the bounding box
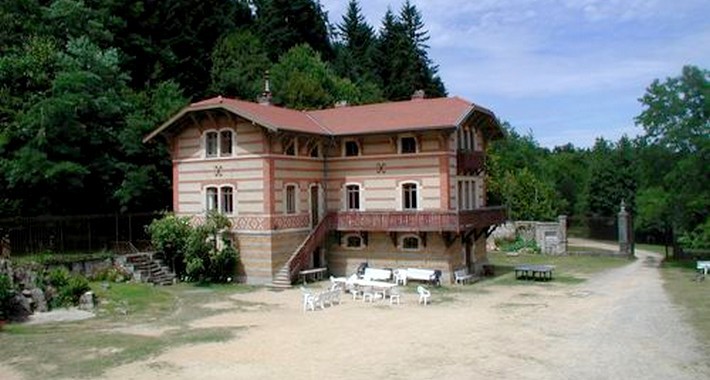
[514,264,555,281]
[299,267,327,283]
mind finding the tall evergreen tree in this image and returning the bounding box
[335,0,377,83]
[254,0,332,62]
[375,2,446,100]
[209,30,272,101]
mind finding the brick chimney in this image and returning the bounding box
[411,89,425,100]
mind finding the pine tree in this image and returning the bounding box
[336,0,378,83]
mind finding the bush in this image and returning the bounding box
[47,267,90,307]
[0,274,14,320]
[90,265,132,283]
[147,213,192,276]
[183,212,238,282]
[497,236,541,254]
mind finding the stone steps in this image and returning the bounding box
[121,252,175,286]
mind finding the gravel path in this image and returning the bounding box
[524,238,709,379]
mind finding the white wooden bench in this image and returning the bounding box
[406,268,441,286]
[363,267,392,281]
[454,267,474,285]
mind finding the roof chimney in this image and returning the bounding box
[257,70,272,105]
[411,89,425,100]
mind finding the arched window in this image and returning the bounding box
[343,233,364,249]
[345,184,361,211]
[399,136,417,154]
[205,185,234,214]
[206,132,219,157]
[205,129,234,158]
[344,140,360,156]
[401,234,421,251]
[402,183,418,210]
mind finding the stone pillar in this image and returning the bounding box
[618,201,632,257]
[558,215,568,255]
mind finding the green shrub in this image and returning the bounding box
[0,274,13,320]
[47,267,90,307]
[147,213,192,275]
[497,236,541,254]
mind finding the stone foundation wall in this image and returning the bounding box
[327,232,463,284]
[235,229,310,285]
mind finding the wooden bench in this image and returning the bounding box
[406,268,441,286]
[299,267,327,284]
[363,267,392,281]
[454,267,474,285]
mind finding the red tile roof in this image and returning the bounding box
[144,96,499,142]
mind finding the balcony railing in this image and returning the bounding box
[332,207,506,233]
[457,151,485,175]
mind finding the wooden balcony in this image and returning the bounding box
[331,207,506,233]
[457,151,485,175]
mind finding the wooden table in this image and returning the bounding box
[299,267,327,284]
[514,265,555,281]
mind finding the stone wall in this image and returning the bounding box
[488,216,568,255]
[235,229,310,285]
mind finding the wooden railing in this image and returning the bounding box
[457,151,485,175]
[286,214,333,282]
[333,207,506,233]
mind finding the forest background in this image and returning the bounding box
[0,0,707,248]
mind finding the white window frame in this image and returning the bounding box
[457,127,476,151]
[204,128,235,158]
[400,234,422,251]
[398,181,421,211]
[342,233,365,250]
[284,183,298,214]
[204,185,235,215]
[399,135,418,154]
[343,139,360,157]
[343,182,364,211]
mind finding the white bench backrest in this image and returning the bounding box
[407,268,435,280]
[364,268,392,281]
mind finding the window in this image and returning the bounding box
[345,184,360,210]
[205,186,234,214]
[284,138,296,156]
[402,235,421,250]
[344,140,359,156]
[206,187,218,211]
[205,129,233,158]
[220,130,233,156]
[400,136,417,154]
[346,235,363,248]
[220,186,233,214]
[285,184,297,214]
[309,144,319,158]
[206,132,218,157]
[458,179,476,210]
[457,127,475,151]
[402,183,418,210]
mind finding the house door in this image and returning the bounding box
[464,237,473,270]
[310,185,319,228]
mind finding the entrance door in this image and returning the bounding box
[310,185,319,228]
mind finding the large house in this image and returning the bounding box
[144,92,506,285]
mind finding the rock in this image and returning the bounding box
[506,251,520,257]
[9,294,32,321]
[30,288,48,312]
[79,291,95,311]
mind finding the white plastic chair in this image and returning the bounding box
[417,285,431,305]
[394,269,408,286]
[388,286,401,305]
[362,286,376,303]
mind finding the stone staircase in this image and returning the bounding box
[120,252,176,286]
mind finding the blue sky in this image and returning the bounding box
[321,0,710,148]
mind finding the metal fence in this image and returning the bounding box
[0,213,162,255]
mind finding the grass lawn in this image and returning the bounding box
[660,260,710,354]
[0,282,259,379]
[484,251,633,286]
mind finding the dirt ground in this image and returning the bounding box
[3,240,709,379]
